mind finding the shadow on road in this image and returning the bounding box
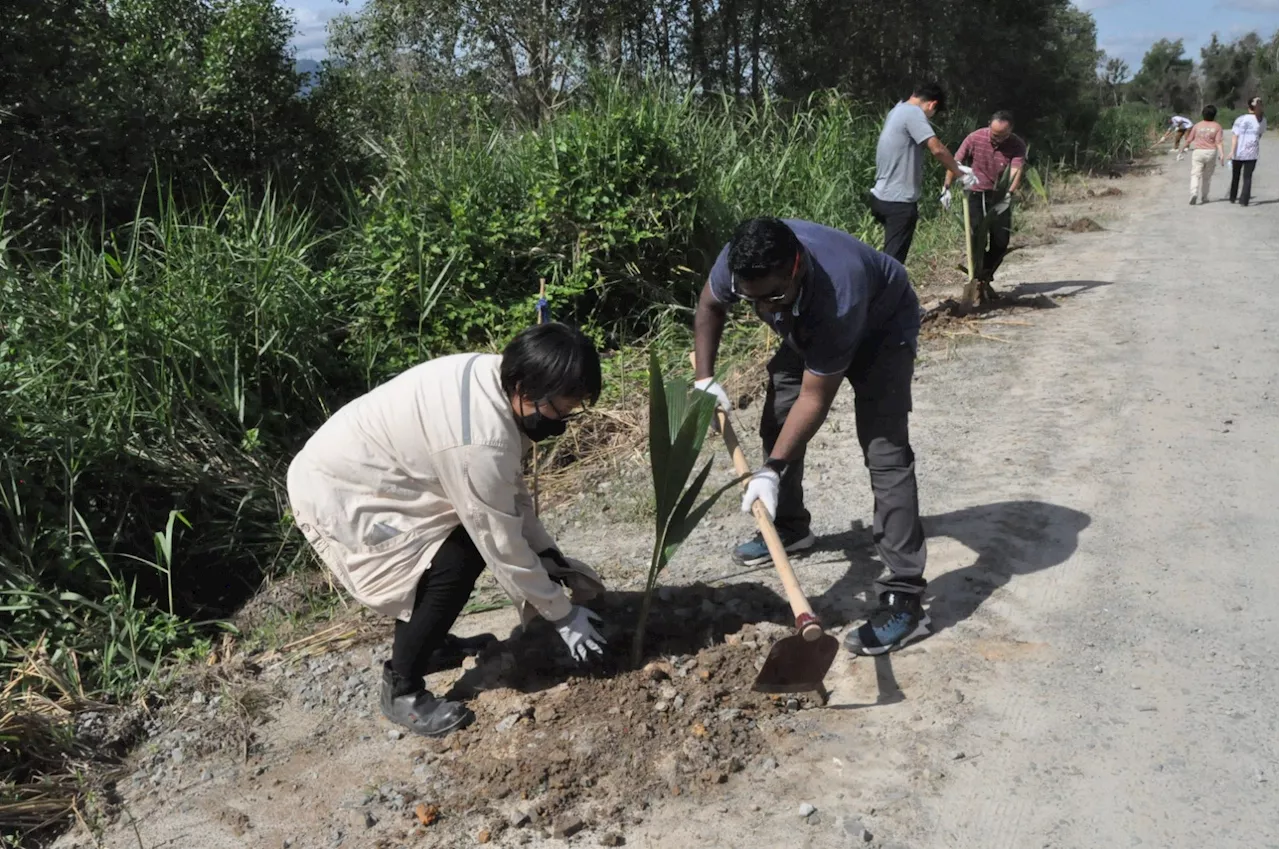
[1006,279,1113,299]
[809,500,1092,634]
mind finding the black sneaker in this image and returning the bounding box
[843,592,931,656]
[380,662,473,737]
[1189,197,1197,205]
[733,529,816,566]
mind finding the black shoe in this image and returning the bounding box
[380,662,473,737]
[1189,197,1197,205]
[843,592,931,656]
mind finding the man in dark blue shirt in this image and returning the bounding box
[693,217,929,655]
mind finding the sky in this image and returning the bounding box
[284,0,1279,72]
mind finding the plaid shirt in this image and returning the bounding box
[955,128,1028,191]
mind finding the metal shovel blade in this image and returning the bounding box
[751,631,840,694]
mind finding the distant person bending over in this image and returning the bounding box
[1228,97,1267,207]
[1159,115,1194,150]
[1177,105,1225,205]
[942,110,1027,298]
[868,82,977,264]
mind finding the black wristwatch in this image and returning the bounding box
[764,457,789,475]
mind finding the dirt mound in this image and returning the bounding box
[1065,217,1104,232]
[396,585,821,841]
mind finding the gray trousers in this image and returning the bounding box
[761,340,927,597]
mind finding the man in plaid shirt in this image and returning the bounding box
[942,111,1027,298]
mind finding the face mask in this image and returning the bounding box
[518,410,568,442]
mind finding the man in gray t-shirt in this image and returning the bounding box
[868,82,974,264]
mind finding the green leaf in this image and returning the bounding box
[647,349,673,521]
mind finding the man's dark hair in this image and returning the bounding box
[1202,104,1218,121]
[912,82,947,112]
[991,110,1014,125]
[500,322,602,404]
[727,217,800,283]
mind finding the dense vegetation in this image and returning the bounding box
[4,1,1246,839]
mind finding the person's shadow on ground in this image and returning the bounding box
[810,499,1091,634]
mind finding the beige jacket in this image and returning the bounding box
[286,354,600,624]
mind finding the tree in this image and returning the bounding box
[1099,54,1130,106]
[1130,38,1196,113]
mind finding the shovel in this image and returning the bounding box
[694,363,838,696]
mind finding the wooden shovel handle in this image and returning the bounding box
[691,355,823,641]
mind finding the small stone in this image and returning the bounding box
[642,661,673,681]
[654,701,669,713]
[552,815,586,838]
[673,695,685,710]
[508,809,531,828]
[951,751,966,760]
[388,729,404,741]
[843,818,873,842]
[191,692,206,705]
[462,656,479,671]
[496,714,522,733]
[761,757,779,771]
[363,811,377,829]
[534,704,558,724]
[1094,665,1103,673]
[954,689,966,703]
[600,834,625,847]
[785,698,800,711]
[170,748,184,765]
[477,828,491,843]
[798,803,817,818]
[659,684,678,700]
[200,768,213,781]
[282,840,292,849]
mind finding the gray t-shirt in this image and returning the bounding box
[870,101,937,203]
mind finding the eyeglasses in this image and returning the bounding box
[731,251,801,304]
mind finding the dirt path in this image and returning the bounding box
[56,145,1278,849]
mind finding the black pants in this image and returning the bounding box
[1230,159,1257,205]
[868,195,919,265]
[761,341,928,597]
[390,525,487,685]
[967,191,1013,282]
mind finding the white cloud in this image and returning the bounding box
[283,0,365,59]
[1213,0,1276,12]
[1074,0,1130,11]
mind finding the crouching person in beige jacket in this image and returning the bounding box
[287,323,608,738]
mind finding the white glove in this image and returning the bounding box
[961,173,980,190]
[553,605,606,662]
[1176,151,1185,161]
[939,188,952,210]
[991,194,1011,216]
[693,377,732,414]
[741,466,781,520]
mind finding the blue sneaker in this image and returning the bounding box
[843,592,931,656]
[733,529,816,566]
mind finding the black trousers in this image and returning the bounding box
[1230,159,1257,206]
[967,191,1013,282]
[868,195,920,265]
[761,340,928,597]
[390,525,487,685]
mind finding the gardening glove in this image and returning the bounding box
[1176,151,1185,161]
[539,549,605,606]
[694,377,732,431]
[741,466,781,520]
[991,193,1012,216]
[552,605,606,662]
[957,164,979,190]
[939,188,952,210]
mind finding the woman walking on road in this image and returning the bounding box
[1228,97,1267,207]
[1178,105,1225,205]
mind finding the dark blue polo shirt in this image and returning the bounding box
[708,219,921,376]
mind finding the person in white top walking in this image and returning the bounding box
[287,323,609,737]
[1228,97,1267,207]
